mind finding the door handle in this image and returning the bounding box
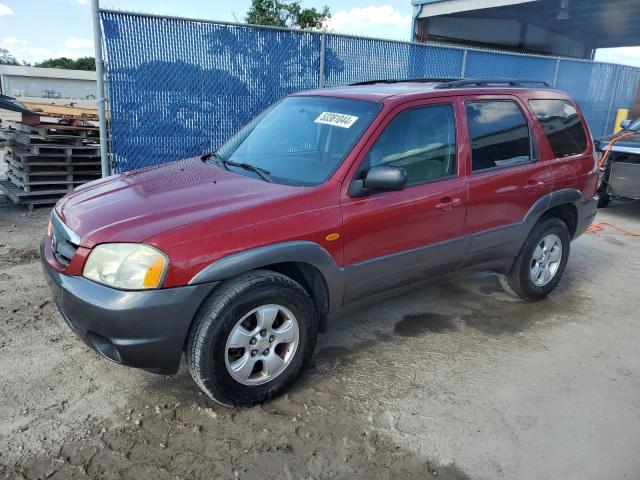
[523,180,545,190]
[435,197,462,211]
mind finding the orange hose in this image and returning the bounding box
[586,222,640,236]
[599,131,637,167]
[591,131,640,236]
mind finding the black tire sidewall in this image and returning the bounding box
[188,272,317,407]
[512,217,571,300]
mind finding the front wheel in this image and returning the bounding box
[499,217,570,301]
[186,270,318,407]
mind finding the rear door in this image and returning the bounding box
[339,97,469,304]
[461,95,553,266]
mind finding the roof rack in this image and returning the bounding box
[349,77,460,86]
[434,78,550,89]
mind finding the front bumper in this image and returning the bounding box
[41,240,218,375]
[574,195,598,239]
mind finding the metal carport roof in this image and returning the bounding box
[412,0,640,55]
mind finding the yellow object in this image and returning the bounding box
[325,233,340,242]
[613,109,629,133]
[143,256,167,288]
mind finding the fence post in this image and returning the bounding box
[460,48,467,78]
[605,65,621,136]
[319,33,326,88]
[92,0,110,177]
[552,58,560,87]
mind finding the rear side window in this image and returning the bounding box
[363,104,456,185]
[466,101,531,171]
[529,99,587,158]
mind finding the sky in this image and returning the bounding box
[0,0,638,67]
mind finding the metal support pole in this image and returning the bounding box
[319,33,326,89]
[92,0,110,177]
[552,58,560,87]
[605,65,621,136]
[460,49,467,78]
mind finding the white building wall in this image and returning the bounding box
[2,76,96,99]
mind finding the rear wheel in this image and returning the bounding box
[499,217,570,301]
[186,270,318,407]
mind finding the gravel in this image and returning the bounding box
[1,196,639,479]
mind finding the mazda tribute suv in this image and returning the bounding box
[41,78,598,406]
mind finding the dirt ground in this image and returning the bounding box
[1,196,640,480]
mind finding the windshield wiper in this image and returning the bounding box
[201,151,226,167]
[223,159,272,182]
[201,152,272,183]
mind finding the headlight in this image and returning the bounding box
[83,243,168,289]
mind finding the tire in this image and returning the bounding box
[186,270,318,407]
[500,216,570,301]
[597,194,611,208]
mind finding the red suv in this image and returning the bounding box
[41,78,598,406]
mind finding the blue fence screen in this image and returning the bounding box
[100,10,640,173]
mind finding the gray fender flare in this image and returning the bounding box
[523,188,583,227]
[188,241,346,312]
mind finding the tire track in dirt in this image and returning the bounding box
[0,244,40,269]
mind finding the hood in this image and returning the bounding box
[55,157,297,247]
[596,131,640,151]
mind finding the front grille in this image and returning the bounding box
[50,212,79,267]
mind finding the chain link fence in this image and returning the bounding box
[99,9,640,173]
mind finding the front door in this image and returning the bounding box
[340,98,469,304]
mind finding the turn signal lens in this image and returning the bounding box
[46,219,52,237]
[143,256,167,288]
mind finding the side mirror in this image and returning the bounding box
[620,119,631,130]
[349,165,407,197]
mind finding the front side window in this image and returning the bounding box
[529,99,587,158]
[361,104,456,185]
[216,96,381,186]
[466,100,531,171]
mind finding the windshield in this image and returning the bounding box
[215,96,382,186]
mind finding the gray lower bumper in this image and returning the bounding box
[41,242,218,375]
[574,196,598,239]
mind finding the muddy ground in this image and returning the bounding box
[1,195,639,480]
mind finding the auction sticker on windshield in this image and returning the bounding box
[314,112,359,128]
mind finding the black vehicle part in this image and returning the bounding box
[436,78,550,89]
[597,195,611,208]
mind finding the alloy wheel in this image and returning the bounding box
[224,304,299,385]
[530,234,562,287]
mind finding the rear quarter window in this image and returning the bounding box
[528,99,587,158]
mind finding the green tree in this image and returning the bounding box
[35,56,96,70]
[72,57,96,70]
[0,47,19,65]
[245,0,330,29]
